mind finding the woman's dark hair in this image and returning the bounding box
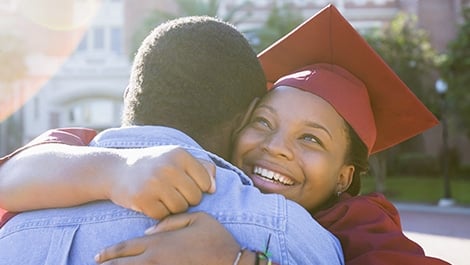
[343,122,369,196]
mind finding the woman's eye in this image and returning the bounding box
[253,117,270,128]
[301,134,320,144]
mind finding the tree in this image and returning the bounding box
[131,0,253,56]
[365,12,439,112]
[363,13,440,192]
[247,2,304,53]
[440,7,470,139]
[130,0,304,55]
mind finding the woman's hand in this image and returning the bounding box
[95,212,241,265]
[108,146,216,220]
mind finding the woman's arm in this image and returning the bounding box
[0,143,215,219]
[0,143,124,211]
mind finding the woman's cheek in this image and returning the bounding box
[237,129,261,147]
[232,131,250,161]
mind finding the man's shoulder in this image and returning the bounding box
[92,126,203,149]
[203,167,317,224]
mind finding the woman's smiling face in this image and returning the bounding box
[231,86,354,212]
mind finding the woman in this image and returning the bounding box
[0,5,450,265]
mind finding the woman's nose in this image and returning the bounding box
[262,132,294,160]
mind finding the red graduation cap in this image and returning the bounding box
[257,4,438,154]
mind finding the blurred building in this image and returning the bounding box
[1,0,469,163]
[0,0,129,155]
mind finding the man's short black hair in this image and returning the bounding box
[122,16,266,142]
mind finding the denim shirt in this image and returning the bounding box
[0,126,344,265]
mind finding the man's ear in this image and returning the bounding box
[231,97,260,142]
[123,85,130,99]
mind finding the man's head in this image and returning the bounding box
[122,16,266,157]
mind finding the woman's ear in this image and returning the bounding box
[337,165,355,194]
[231,97,260,142]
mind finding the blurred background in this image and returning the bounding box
[1,0,470,206]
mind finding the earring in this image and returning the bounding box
[336,191,342,198]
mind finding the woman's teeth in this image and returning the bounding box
[253,166,294,185]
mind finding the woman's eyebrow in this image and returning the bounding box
[304,121,332,140]
[256,104,276,114]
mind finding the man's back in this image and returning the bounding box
[0,126,344,264]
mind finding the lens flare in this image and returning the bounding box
[17,0,101,31]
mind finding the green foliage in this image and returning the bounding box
[362,175,470,205]
[458,164,470,179]
[130,0,253,58]
[130,0,304,57]
[364,12,440,113]
[362,13,441,193]
[440,7,470,139]
[388,152,440,177]
[248,2,304,53]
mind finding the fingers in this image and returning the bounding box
[133,175,198,220]
[112,147,216,221]
[99,256,143,265]
[95,238,146,264]
[154,154,215,213]
[165,177,202,208]
[141,190,188,220]
[139,201,171,220]
[146,212,196,234]
[178,150,216,194]
[197,159,216,193]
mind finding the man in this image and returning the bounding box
[0,16,343,265]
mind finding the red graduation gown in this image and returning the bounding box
[315,193,451,264]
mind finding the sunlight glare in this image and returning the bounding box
[17,0,101,31]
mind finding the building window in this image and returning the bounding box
[68,99,121,126]
[72,0,124,55]
[93,27,105,50]
[34,97,40,119]
[49,112,60,128]
[75,26,123,54]
[77,33,88,52]
[110,27,122,55]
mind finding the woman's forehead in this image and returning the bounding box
[261,86,347,129]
